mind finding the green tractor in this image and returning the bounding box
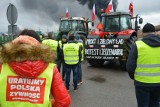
[57,17,91,41]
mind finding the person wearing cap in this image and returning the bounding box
[0,29,70,107]
[62,34,82,91]
[126,23,160,107]
[74,33,83,85]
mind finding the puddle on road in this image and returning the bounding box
[88,75,106,83]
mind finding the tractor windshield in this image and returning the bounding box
[102,15,132,32]
[59,20,71,31]
[120,15,132,30]
[103,15,120,32]
[59,20,85,31]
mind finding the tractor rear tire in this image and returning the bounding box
[126,35,137,56]
[120,35,137,70]
[87,59,105,67]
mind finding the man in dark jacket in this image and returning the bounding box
[126,23,160,107]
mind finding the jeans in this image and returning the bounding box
[135,86,160,107]
[78,62,82,82]
[65,64,79,90]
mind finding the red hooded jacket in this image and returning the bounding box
[0,36,70,107]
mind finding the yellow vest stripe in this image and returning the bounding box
[135,72,160,76]
[137,64,160,68]
[64,55,78,57]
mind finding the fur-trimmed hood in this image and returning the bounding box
[0,42,56,78]
[0,42,56,63]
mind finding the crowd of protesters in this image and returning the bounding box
[1,22,160,107]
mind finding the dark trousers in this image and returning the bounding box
[56,59,65,79]
[78,62,82,82]
[56,59,61,72]
[135,86,160,107]
[65,64,79,90]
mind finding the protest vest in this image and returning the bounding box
[42,39,58,52]
[0,63,55,107]
[63,43,79,65]
[77,42,84,61]
[135,41,160,83]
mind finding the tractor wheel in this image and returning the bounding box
[87,59,105,67]
[120,35,137,70]
[126,35,137,56]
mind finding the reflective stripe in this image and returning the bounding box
[65,60,79,62]
[135,72,160,76]
[66,60,78,62]
[137,64,160,68]
[65,55,78,57]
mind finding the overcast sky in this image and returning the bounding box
[0,0,160,33]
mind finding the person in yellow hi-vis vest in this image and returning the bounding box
[0,29,70,107]
[126,23,160,107]
[42,33,61,71]
[74,33,84,85]
[63,34,82,92]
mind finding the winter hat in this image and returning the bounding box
[142,23,155,33]
[62,34,67,39]
[19,29,41,42]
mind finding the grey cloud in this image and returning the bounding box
[20,0,91,23]
[20,0,118,21]
[0,0,160,32]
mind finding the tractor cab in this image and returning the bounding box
[101,12,132,32]
[57,17,90,40]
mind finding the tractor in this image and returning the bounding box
[85,12,143,69]
[57,17,91,42]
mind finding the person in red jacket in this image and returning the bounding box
[0,29,71,107]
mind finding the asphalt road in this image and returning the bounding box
[68,60,137,107]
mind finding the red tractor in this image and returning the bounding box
[85,12,143,69]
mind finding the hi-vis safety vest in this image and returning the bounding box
[135,41,160,83]
[63,43,79,65]
[42,39,58,52]
[0,63,55,107]
[77,42,84,61]
[59,41,62,49]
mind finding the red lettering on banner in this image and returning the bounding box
[6,76,46,104]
